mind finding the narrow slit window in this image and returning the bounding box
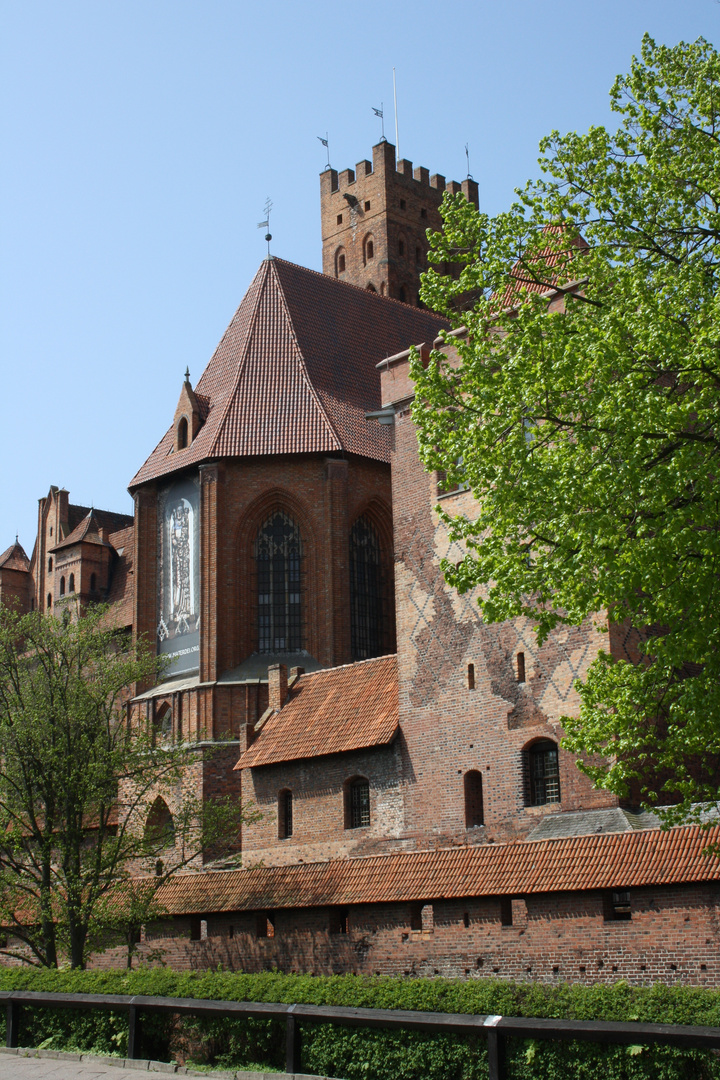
[278,789,293,839]
[500,897,513,926]
[59,576,65,596]
[467,663,475,690]
[517,652,526,682]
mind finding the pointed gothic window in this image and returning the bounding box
[256,512,302,652]
[525,740,561,806]
[177,416,188,450]
[350,515,382,660]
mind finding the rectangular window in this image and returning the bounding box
[190,916,207,941]
[605,890,631,921]
[500,897,513,926]
[350,780,370,828]
[329,908,349,934]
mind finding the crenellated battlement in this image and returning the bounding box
[320,141,478,305]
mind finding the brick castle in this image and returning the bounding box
[2,141,718,984]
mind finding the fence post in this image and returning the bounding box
[127,1003,140,1060]
[286,1007,301,1074]
[5,1001,19,1049]
[485,1015,506,1080]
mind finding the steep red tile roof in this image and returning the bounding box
[235,655,399,770]
[0,541,31,572]
[499,224,588,307]
[104,524,134,628]
[51,508,133,552]
[129,259,447,488]
[156,823,720,915]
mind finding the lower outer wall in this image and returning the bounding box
[86,883,720,986]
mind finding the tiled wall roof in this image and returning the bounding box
[0,541,31,572]
[236,654,399,769]
[130,259,447,488]
[156,823,720,915]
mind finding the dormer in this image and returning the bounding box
[0,540,31,613]
[173,369,204,452]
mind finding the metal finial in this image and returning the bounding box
[317,133,331,169]
[465,142,473,181]
[257,197,273,256]
[184,366,191,384]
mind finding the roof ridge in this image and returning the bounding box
[209,260,274,450]
[269,259,341,450]
[294,652,396,682]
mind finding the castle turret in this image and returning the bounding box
[320,141,478,305]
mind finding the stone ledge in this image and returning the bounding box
[0,1046,342,1079]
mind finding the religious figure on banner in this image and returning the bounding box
[169,499,193,635]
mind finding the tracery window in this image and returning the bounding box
[350,515,382,660]
[525,740,561,806]
[256,512,302,653]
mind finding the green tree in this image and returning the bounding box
[0,605,253,968]
[411,35,720,821]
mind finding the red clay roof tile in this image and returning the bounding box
[236,655,398,769]
[0,541,31,572]
[130,259,447,488]
[155,823,720,915]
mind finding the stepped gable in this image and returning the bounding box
[156,822,720,915]
[236,654,399,770]
[129,258,447,488]
[0,541,31,572]
[50,508,133,552]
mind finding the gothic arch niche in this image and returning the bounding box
[363,234,375,266]
[235,490,320,666]
[335,246,346,277]
[144,796,175,849]
[349,501,395,659]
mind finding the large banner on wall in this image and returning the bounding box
[157,475,200,677]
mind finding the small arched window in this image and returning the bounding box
[154,702,172,742]
[464,770,484,828]
[48,557,53,572]
[335,247,346,276]
[144,797,175,849]
[90,573,96,592]
[68,573,75,593]
[59,576,65,596]
[47,593,52,609]
[363,235,374,264]
[350,515,382,661]
[177,416,189,450]
[278,789,293,839]
[344,776,370,830]
[366,282,377,292]
[398,285,407,303]
[256,512,302,653]
[525,740,561,806]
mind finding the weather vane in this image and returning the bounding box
[257,197,273,256]
[465,142,473,180]
[372,103,385,141]
[317,132,330,169]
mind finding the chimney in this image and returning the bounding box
[268,663,288,711]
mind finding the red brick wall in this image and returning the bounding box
[87,881,720,987]
[381,351,617,847]
[240,743,404,866]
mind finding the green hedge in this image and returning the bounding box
[0,968,718,1079]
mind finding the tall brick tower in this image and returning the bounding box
[320,140,478,306]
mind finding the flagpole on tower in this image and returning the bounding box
[317,132,331,169]
[393,68,399,159]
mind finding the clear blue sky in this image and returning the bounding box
[1,0,717,553]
